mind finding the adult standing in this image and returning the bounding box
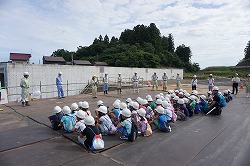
[191,75,198,90]
[162,72,168,91]
[56,72,65,99]
[207,74,214,91]
[176,73,181,90]
[91,75,98,98]
[151,72,158,91]
[131,72,139,93]
[231,73,240,95]
[20,72,30,107]
[117,73,122,94]
[103,72,108,94]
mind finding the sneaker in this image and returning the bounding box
[120,136,128,140]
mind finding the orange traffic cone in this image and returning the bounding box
[240,83,243,89]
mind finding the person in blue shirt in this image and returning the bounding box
[60,106,76,132]
[199,95,208,113]
[48,106,63,130]
[178,99,189,117]
[109,101,121,124]
[56,72,65,99]
[150,106,171,132]
[116,108,132,140]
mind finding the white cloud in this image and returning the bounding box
[0,0,249,68]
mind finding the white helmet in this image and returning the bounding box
[58,72,62,75]
[120,102,127,110]
[179,92,184,96]
[212,86,219,91]
[138,98,143,105]
[23,72,29,76]
[159,93,164,96]
[84,116,95,125]
[160,96,165,101]
[175,90,179,94]
[207,91,212,95]
[162,100,170,108]
[165,94,170,99]
[141,99,148,105]
[170,93,176,98]
[70,103,78,111]
[164,97,170,103]
[155,94,161,99]
[227,89,231,93]
[189,95,196,101]
[147,97,153,102]
[98,106,108,114]
[115,99,121,103]
[191,90,198,95]
[62,106,71,114]
[76,110,87,119]
[200,95,207,101]
[183,98,189,104]
[168,90,174,94]
[137,108,146,117]
[113,101,120,109]
[78,101,83,108]
[132,102,139,109]
[136,97,142,102]
[121,108,131,117]
[173,96,179,101]
[156,106,165,114]
[126,98,132,103]
[223,90,228,94]
[177,99,184,105]
[184,93,190,98]
[146,95,151,99]
[97,100,104,106]
[128,101,134,107]
[54,106,62,114]
[179,89,184,92]
[82,101,89,109]
[155,99,163,105]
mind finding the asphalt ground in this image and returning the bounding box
[0,82,250,166]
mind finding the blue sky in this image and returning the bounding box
[0,0,249,69]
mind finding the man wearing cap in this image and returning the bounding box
[91,75,98,98]
[207,86,221,115]
[151,72,158,91]
[103,73,108,94]
[117,73,122,94]
[56,72,65,99]
[207,74,214,91]
[176,73,181,90]
[131,72,139,93]
[20,72,30,107]
[231,73,240,95]
[191,75,198,90]
[162,72,168,91]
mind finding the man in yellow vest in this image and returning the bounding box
[20,72,30,107]
[231,73,240,95]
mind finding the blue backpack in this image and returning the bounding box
[219,94,226,107]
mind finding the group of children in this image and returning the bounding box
[48,88,232,151]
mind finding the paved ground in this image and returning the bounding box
[0,82,250,166]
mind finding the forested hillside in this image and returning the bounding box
[51,23,200,72]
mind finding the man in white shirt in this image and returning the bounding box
[191,75,198,90]
[231,73,240,95]
[162,72,168,91]
[151,72,158,91]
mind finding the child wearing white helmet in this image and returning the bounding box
[187,95,196,116]
[131,102,140,124]
[199,95,208,113]
[48,106,63,130]
[96,106,116,135]
[137,108,152,136]
[177,99,189,117]
[70,102,79,115]
[147,97,156,111]
[116,108,132,140]
[81,101,91,116]
[206,91,213,102]
[162,101,174,123]
[60,106,76,132]
[71,110,87,145]
[150,106,171,132]
[109,101,121,123]
[223,90,230,102]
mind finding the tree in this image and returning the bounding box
[175,44,192,63]
[167,34,175,52]
[51,49,73,61]
[244,40,250,59]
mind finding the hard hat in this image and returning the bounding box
[115,99,121,103]
[183,98,189,104]
[207,91,212,95]
[146,95,152,99]
[155,94,161,99]
[62,106,71,114]
[23,72,29,76]
[70,103,78,111]
[177,99,184,105]
[191,90,198,95]
[121,108,131,117]
[58,72,62,75]
[223,90,228,94]
[175,90,179,93]
[168,90,174,94]
[184,93,190,97]
[134,72,137,74]
[76,110,87,119]
[160,96,165,101]
[78,101,83,108]
[97,100,104,106]
[137,98,143,105]
[98,106,108,114]
[200,95,207,101]
[126,98,132,103]
[113,101,120,109]
[155,99,163,105]
[82,101,89,109]
[165,94,170,99]
[212,86,219,91]
[179,89,184,92]
[193,75,197,77]
[84,116,95,125]
[164,97,170,103]
[128,101,134,107]
[156,106,165,114]
[209,74,213,76]
[132,102,139,109]
[170,93,176,98]
[189,95,196,101]
[105,72,108,74]
[159,93,164,96]
[54,106,62,114]
[173,96,179,101]
[141,99,148,105]
[120,102,127,110]
[162,100,170,108]
[137,108,146,117]
[183,90,187,93]
[136,97,142,102]
[179,92,183,95]
[147,97,153,102]
[118,73,121,75]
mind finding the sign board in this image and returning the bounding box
[0,89,8,104]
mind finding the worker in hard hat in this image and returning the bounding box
[191,75,198,90]
[231,73,240,95]
[91,75,98,98]
[162,72,168,91]
[103,72,108,94]
[20,72,30,107]
[176,73,181,90]
[207,74,214,91]
[151,72,158,91]
[56,72,65,99]
[117,73,122,94]
[131,72,139,93]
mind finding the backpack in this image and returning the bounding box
[88,127,104,151]
[103,116,117,134]
[219,94,226,107]
[144,123,152,137]
[128,120,138,142]
[63,114,76,132]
